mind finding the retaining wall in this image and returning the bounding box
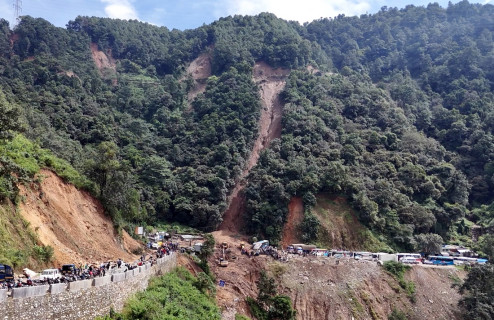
[0,289,7,302]
[1,253,177,320]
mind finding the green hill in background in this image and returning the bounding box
[0,1,493,252]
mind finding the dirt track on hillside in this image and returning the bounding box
[18,170,141,266]
[219,62,289,233]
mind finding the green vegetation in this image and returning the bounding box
[383,261,416,303]
[311,195,391,251]
[99,267,220,320]
[0,1,493,252]
[0,205,38,268]
[32,244,54,263]
[388,308,408,320]
[246,271,296,320]
[458,264,494,320]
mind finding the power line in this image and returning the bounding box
[12,0,22,26]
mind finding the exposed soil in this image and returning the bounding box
[209,231,465,320]
[218,185,247,234]
[90,42,117,84]
[281,257,464,320]
[184,52,212,110]
[18,169,141,266]
[406,267,463,319]
[281,197,304,248]
[210,231,259,320]
[219,62,289,233]
[313,194,384,251]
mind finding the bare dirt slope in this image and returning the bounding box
[209,236,464,320]
[210,231,258,320]
[313,194,387,251]
[184,52,212,109]
[18,169,141,266]
[281,197,304,247]
[219,62,289,233]
[281,257,463,320]
[90,42,117,84]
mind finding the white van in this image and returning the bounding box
[40,268,61,280]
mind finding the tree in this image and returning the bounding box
[199,233,215,261]
[257,271,276,307]
[414,233,443,255]
[477,234,494,261]
[458,264,494,320]
[0,90,21,140]
[267,295,296,320]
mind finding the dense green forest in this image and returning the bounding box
[1,1,494,252]
[98,267,220,320]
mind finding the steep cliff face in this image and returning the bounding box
[18,169,141,265]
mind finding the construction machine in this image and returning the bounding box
[218,242,229,267]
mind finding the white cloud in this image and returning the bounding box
[101,0,138,20]
[216,0,371,23]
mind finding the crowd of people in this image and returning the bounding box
[1,242,178,290]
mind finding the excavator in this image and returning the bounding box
[218,242,229,267]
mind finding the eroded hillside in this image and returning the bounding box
[18,169,141,265]
[209,232,464,320]
[219,62,289,233]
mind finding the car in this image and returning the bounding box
[40,268,61,281]
[61,264,77,275]
[401,257,420,264]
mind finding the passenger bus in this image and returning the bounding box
[453,257,478,265]
[396,253,421,263]
[353,252,374,260]
[372,253,397,262]
[428,256,455,265]
[310,249,329,257]
[330,250,352,258]
[0,264,14,282]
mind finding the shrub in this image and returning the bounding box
[382,261,416,302]
[388,308,408,320]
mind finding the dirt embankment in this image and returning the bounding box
[90,42,117,85]
[184,52,212,110]
[281,257,463,320]
[312,194,388,251]
[18,169,141,266]
[209,231,464,320]
[281,197,304,247]
[219,62,289,233]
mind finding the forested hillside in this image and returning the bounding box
[0,1,494,251]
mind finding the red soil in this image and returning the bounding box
[18,170,141,266]
[90,42,117,84]
[280,197,304,247]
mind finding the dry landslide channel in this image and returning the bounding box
[219,62,289,233]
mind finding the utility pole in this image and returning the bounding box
[12,0,22,27]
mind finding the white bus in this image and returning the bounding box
[396,253,422,263]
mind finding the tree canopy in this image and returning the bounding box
[0,1,493,250]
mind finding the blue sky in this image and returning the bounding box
[0,0,491,30]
